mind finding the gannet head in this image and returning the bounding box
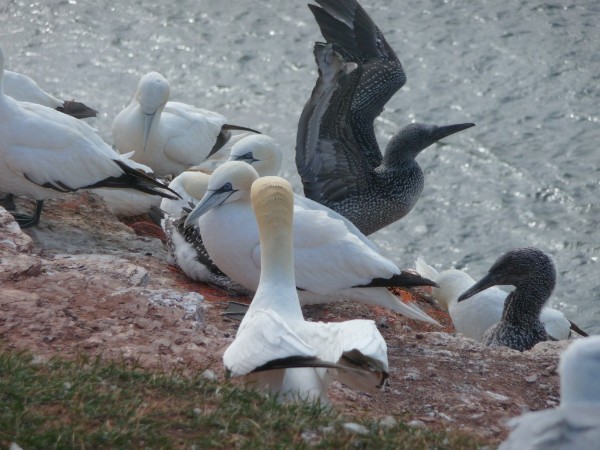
[136,72,170,152]
[184,161,258,228]
[384,122,475,164]
[559,336,600,405]
[227,134,282,177]
[457,248,556,302]
[180,170,211,201]
[251,176,295,241]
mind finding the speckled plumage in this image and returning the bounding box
[158,205,252,294]
[296,0,474,235]
[458,248,557,352]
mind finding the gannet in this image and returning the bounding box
[0,46,178,228]
[499,336,600,450]
[4,70,97,119]
[153,135,282,289]
[183,161,438,324]
[223,176,389,402]
[457,248,558,351]
[416,258,588,341]
[112,71,258,177]
[296,0,474,235]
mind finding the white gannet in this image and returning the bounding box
[4,69,97,119]
[112,71,258,177]
[457,248,563,351]
[154,135,283,291]
[223,176,388,402]
[499,336,600,450]
[415,258,588,341]
[183,161,438,324]
[0,46,178,228]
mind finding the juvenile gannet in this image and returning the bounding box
[416,258,588,341]
[0,46,178,228]
[4,70,97,119]
[112,71,258,177]
[500,336,600,450]
[457,248,559,351]
[296,1,474,235]
[184,161,438,324]
[223,176,389,402]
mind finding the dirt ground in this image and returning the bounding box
[0,193,571,444]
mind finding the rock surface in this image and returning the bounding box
[0,193,574,444]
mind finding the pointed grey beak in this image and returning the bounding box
[457,272,500,302]
[183,189,234,228]
[433,122,475,141]
[143,112,155,152]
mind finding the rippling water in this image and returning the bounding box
[3,0,599,332]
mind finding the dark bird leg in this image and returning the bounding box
[12,200,44,228]
[0,193,16,210]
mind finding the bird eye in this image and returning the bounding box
[243,152,254,159]
[222,182,232,191]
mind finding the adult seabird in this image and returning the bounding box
[416,257,588,341]
[296,0,474,235]
[153,135,282,291]
[0,46,178,228]
[4,69,97,119]
[457,248,558,351]
[184,161,438,324]
[499,336,600,450]
[223,176,388,402]
[112,71,258,177]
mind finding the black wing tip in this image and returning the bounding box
[57,100,98,119]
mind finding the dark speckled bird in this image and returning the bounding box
[457,248,557,352]
[296,0,474,235]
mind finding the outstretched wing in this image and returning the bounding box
[296,43,372,205]
[309,0,406,166]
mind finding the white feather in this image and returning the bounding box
[415,258,576,341]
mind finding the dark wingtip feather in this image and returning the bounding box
[56,100,98,119]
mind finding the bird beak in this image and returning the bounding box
[183,189,235,228]
[143,112,155,152]
[457,272,500,302]
[433,122,475,141]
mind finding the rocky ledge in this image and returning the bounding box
[0,193,570,444]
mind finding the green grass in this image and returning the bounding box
[0,349,485,449]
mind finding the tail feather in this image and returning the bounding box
[84,160,181,200]
[356,271,437,288]
[56,100,98,119]
[414,257,440,282]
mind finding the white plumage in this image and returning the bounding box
[415,258,583,341]
[112,71,255,177]
[0,46,174,227]
[184,161,437,323]
[499,336,600,450]
[223,176,388,402]
[4,69,97,119]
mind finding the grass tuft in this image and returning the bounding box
[0,349,485,449]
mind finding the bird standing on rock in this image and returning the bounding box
[0,46,178,228]
[184,161,439,324]
[112,71,258,177]
[296,0,474,235]
[223,176,389,402]
[458,247,560,351]
[415,257,588,341]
